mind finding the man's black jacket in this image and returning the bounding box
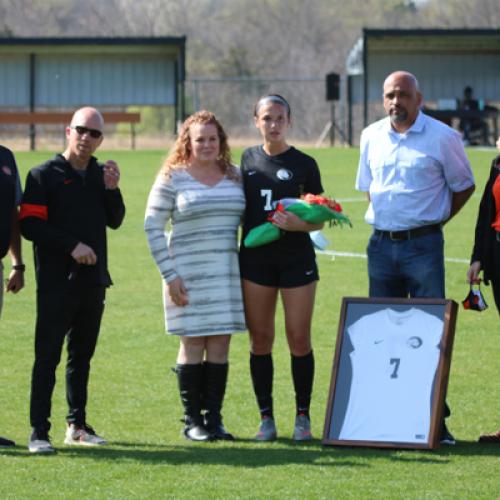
[20,154,125,291]
[470,155,500,285]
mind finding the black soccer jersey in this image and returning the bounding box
[240,145,323,251]
[0,145,21,259]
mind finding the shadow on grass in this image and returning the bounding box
[1,438,498,465]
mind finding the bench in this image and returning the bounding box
[0,111,141,150]
[422,107,498,146]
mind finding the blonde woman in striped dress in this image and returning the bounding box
[145,111,246,441]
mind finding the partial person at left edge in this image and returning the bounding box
[0,145,25,448]
[20,107,125,454]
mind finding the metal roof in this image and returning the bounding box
[348,28,500,75]
[364,28,500,53]
[0,36,186,46]
[0,36,187,141]
[343,28,500,139]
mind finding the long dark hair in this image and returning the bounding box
[254,94,291,119]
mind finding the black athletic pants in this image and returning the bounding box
[30,286,105,431]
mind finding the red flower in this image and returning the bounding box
[302,194,342,212]
[266,203,284,222]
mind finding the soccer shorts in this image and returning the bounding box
[239,243,319,288]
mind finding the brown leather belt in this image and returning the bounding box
[374,223,442,241]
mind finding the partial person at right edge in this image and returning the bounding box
[356,71,475,446]
[466,135,500,444]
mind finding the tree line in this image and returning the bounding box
[1,0,499,142]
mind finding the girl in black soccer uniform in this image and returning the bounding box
[239,94,324,441]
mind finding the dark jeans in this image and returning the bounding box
[30,286,105,431]
[367,230,445,298]
[367,229,451,425]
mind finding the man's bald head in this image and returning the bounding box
[70,107,104,131]
[383,71,420,93]
[383,71,423,132]
[64,107,105,167]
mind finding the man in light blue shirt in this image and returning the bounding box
[355,71,475,445]
[356,71,475,298]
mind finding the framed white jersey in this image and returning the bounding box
[323,298,458,449]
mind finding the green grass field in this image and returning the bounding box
[0,147,499,499]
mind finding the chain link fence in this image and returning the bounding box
[1,77,371,149]
[187,77,357,146]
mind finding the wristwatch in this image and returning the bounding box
[12,264,25,272]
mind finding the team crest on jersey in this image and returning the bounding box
[276,168,293,181]
[407,336,423,349]
[2,165,12,175]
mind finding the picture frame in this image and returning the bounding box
[322,297,458,449]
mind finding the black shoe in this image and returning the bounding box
[0,436,15,447]
[183,418,211,442]
[28,428,55,454]
[205,416,234,441]
[440,425,456,445]
[478,429,500,443]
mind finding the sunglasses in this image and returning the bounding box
[71,125,103,139]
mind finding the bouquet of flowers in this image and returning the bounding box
[244,193,351,248]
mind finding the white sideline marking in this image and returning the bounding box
[317,250,468,264]
[318,250,366,259]
[337,194,480,202]
[443,257,470,263]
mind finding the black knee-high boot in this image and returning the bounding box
[203,361,234,440]
[175,363,210,441]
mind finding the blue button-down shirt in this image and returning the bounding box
[356,111,475,231]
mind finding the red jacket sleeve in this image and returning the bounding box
[20,169,79,253]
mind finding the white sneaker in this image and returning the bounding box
[64,423,107,446]
[29,429,55,454]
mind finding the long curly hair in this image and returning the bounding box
[160,110,238,180]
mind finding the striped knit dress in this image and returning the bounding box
[145,168,246,336]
